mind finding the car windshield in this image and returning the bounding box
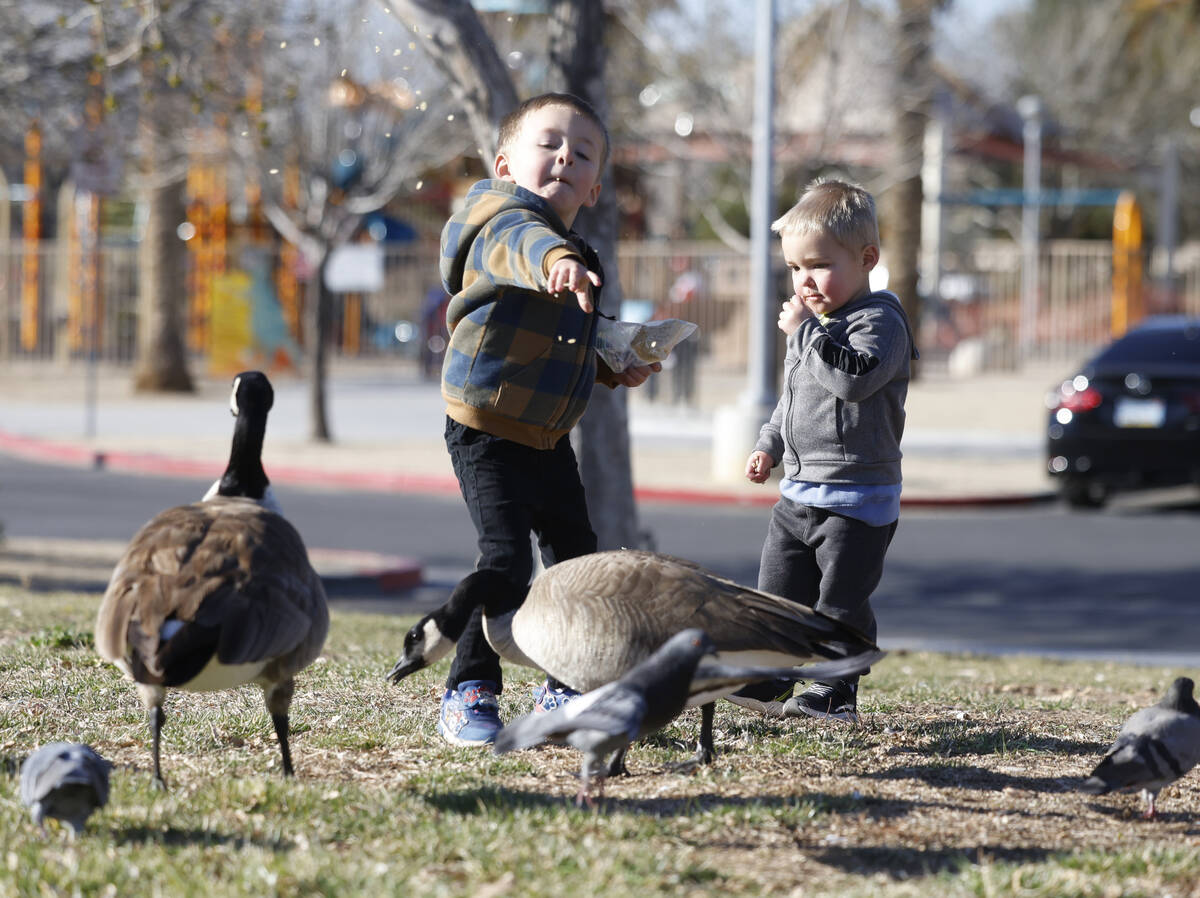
[1093,323,1200,366]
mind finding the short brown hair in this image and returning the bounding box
[496,92,611,169]
[772,178,879,251]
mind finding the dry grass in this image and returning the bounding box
[3,584,1200,897]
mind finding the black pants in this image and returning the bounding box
[757,498,896,678]
[444,417,597,690]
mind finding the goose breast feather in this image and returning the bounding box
[512,550,874,692]
[96,498,328,685]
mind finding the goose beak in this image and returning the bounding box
[386,653,426,683]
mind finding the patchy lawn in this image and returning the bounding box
[2,585,1199,897]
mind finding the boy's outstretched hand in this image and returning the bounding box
[746,450,774,484]
[610,362,662,388]
[549,257,602,313]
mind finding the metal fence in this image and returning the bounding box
[5,237,1200,373]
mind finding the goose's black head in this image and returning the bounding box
[230,371,275,420]
[208,371,279,512]
[386,611,454,683]
[385,570,524,684]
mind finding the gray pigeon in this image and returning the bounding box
[1080,677,1200,818]
[493,628,883,805]
[19,742,111,837]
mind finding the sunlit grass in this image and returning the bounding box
[2,584,1200,897]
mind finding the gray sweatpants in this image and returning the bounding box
[757,498,897,678]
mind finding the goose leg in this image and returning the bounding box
[668,703,716,773]
[149,705,168,790]
[272,713,294,777]
[266,680,296,777]
[605,746,630,778]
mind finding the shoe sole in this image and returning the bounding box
[437,720,499,747]
[782,701,858,724]
[724,694,788,718]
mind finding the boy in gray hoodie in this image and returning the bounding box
[735,178,917,722]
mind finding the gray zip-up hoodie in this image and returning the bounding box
[754,290,918,486]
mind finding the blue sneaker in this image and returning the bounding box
[531,679,580,714]
[438,680,502,746]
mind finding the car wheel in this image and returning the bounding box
[1061,478,1107,509]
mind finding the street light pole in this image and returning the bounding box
[1017,95,1041,363]
[745,0,777,411]
[711,0,776,482]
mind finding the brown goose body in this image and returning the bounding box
[96,496,328,785]
[508,549,877,694]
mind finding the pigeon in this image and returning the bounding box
[19,742,111,837]
[493,628,881,805]
[1080,676,1200,818]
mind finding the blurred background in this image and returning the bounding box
[1,0,1195,411]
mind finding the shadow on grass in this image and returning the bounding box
[862,761,1084,794]
[810,843,1061,878]
[1082,798,1200,831]
[422,783,923,821]
[113,825,294,851]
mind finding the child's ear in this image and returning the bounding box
[493,152,514,181]
[582,179,602,209]
[861,244,880,271]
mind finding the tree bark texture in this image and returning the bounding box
[549,0,645,552]
[133,113,193,394]
[307,254,333,442]
[882,0,937,376]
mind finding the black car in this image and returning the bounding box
[1046,316,1200,508]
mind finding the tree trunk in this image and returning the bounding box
[307,252,333,441]
[133,114,193,393]
[550,0,645,551]
[882,0,936,378]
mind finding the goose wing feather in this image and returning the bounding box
[96,499,328,682]
[687,650,887,705]
[514,550,874,692]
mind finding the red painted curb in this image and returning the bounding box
[0,429,1054,509]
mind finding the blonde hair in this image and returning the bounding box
[771,178,879,251]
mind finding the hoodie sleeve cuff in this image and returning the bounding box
[542,245,585,278]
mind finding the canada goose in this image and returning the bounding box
[95,372,328,788]
[495,628,884,806]
[1080,677,1200,818]
[387,551,881,763]
[20,742,111,837]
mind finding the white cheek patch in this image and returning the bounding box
[422,618,454,663]
[230,376,241,416]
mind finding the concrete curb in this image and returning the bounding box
[0,535,423,600]
[1,429,1055,509]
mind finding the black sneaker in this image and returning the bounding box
[724,677,796,718]
[783,679,858,723]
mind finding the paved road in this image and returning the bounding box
[3,455,1200,663]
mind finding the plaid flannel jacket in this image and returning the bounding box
[439,179,610,449]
